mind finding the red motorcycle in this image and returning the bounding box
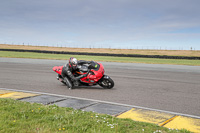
[53,61,114,89]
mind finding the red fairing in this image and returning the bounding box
[52,66,63,75]
[80,63,104,84]
[53,61,114,89]
[53,63,105,84]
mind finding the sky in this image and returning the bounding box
[0,0,200,50]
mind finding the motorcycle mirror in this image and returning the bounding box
[88,61,97,69]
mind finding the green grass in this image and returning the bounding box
[0,51,200,66]
[0,98,191,133]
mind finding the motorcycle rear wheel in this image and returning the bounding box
[57,74,66,85]
[99,78,114,89]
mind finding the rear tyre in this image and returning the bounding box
[61,81,66,85]
[57,74,66,85]
[99,77,114,89]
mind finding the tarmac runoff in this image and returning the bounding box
[0,88,200,133]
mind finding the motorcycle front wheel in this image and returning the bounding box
[99,78,114,89]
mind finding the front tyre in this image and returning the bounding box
[98,76,114,89]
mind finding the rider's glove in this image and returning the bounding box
[83,73,88,77]
[74,72,88,80]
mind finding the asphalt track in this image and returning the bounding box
[0,58,200,117]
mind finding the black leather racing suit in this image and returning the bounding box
[61,60,91,88]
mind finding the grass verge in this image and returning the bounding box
[0,98,190,133]
[1,44,200,57]
[0,51,200,66]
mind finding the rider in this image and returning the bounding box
[61,57,91,89]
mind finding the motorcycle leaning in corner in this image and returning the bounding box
[53,61,114,89]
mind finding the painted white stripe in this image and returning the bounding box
[1,87,200,119]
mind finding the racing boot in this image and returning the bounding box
[64,77,73,90]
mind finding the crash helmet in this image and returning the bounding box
[69,57,78,70]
